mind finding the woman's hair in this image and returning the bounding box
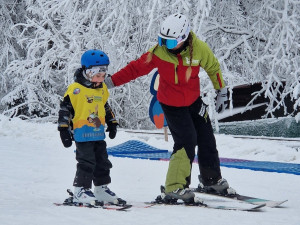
[146,33,193,83]
[145,44,158,64]
[185,33,193,82]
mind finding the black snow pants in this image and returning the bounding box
[161,97,222,192]
[73,140,112,188]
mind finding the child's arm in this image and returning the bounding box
[58,95,74,129]
[58,95,74,147]
[105,102,118,139]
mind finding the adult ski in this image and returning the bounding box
[145,187,265,212]
[190,187,287,208]
[144,200,266,212]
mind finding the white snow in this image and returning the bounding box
[216,103,267,121]
[0,115,300,225]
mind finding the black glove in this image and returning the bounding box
[106,123,117,139]
[59,128,73,148]
[215,87,228,113]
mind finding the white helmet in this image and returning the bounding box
[158,13,190,42]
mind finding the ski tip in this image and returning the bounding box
[248,203,266,211]
[117,204,133,211]
[265,200,288,208]
[103,204,132,211]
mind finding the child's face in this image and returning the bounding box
[91,72,106,85]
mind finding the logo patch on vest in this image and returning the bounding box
[94,96,102,102]
[73,88,80,94]
[85,95,94,103]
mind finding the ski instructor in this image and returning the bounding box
[105,13,236,203]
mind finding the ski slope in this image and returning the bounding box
[0,115,299,225]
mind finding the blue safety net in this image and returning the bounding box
[107,140,300,175]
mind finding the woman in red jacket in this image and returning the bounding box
[105,13,235,203]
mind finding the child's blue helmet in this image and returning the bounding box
[81,49,110,69]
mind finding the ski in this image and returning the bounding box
[144,187,265,212]
[190,187,288,208]
[54,189,132,211]
[144,200,266,212]
[53,201,131,211]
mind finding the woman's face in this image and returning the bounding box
[171,41,185,50]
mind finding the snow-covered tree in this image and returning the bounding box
[0,0,211,127]
[0,0,26,105]
[201,0,300,119]
[0,0,299,128]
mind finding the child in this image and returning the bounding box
[58,49,126,205]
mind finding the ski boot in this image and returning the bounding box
[156,186,198,204]
[94,184,127,205]
[73,187,97,204]
[198,175,236,195]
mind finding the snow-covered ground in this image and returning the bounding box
[0,115,300,225]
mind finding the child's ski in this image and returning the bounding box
[54,189,132,211]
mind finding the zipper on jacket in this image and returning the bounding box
[174,54,184,85]
[174,65,178,84]
[177,53,183,66]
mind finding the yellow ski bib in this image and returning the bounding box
[64,82,109,142]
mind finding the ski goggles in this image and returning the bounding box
[84,65,108,80]
[86,65,107,75]
[158,25,190,49]
[158,36,178,49]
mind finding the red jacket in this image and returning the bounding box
[111,32,225,107]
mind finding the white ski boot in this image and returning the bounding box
[73,187,96,204]
[94,184,126,205]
